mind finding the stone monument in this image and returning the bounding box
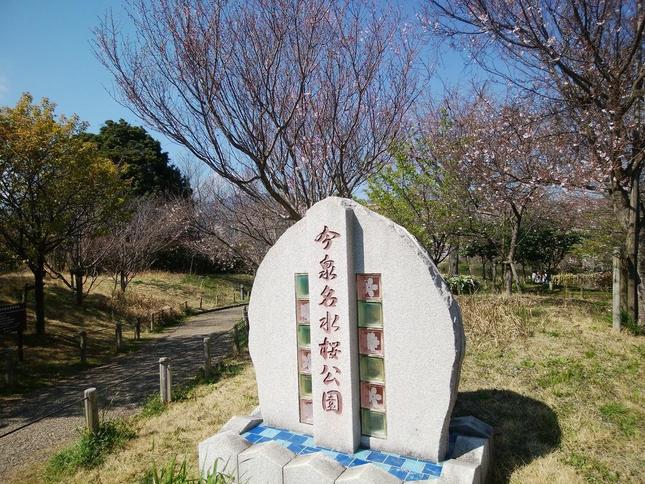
[198,197,492,483]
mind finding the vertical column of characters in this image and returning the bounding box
[295,273,313,424]
[356,274,386,438]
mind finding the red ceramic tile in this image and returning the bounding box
[356,273,382,301]
[300,398,313,424]
[358,328,384,356]
[360,382,386,411]
[298,348,311,374]
[296,299,310,324]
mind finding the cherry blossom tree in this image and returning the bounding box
[95,0,419,221]
[423,0,644,320]
[454,93,569,294]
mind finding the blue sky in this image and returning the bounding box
[0,1,478,176]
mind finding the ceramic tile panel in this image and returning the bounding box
[360,382,386,412]
[357,301,383,328]
[356,273,382,301]
[356,273,386,438]
[295,273,312,425]
[358,328,384,356]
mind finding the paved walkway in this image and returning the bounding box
[0,306,245,481]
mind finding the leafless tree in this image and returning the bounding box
[424,0,644,320]
[104,197,188,292]
[45,231,117,305]
[184,176,291,270]
[95,0,420,222]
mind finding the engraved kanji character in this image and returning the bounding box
[319,337,341,359]
[322,390,342,413]
[318,254,337,280]
[319,312,340,333]
[320,365,341,385]
[319,285,337,307]
[314,225,341,249]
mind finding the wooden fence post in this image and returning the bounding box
[79,331,87,365]
[150,313,155,332]
[166,364,172,402]
[3,349,15,387]
[613,247,622,332]
[215,295,219,307]
[239,284,244,301]
[115,322,123,352]
[159,357,169,403]
[199,296,203,310]
[203,337,211,375]
[184,301,188,311]
[135,318,141,340]
[243,306,249,333]
[84,387,99,435]
[232,325,240,355]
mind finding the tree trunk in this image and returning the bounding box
[625,172,640,324]
[492,261,497,290]
[505,207,523,296]
[467,256,475,275]
[119,271,128,292]
[74,270,84,305]
[33,255,46,335]
[448,243,459,276]
[504,262,513,296]
[638,213,645,327]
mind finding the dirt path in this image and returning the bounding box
[0,306,245,482]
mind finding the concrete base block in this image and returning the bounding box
[337,463,402,483]
[449,416,493,440]
[439,459,482,484]
[221,415,264,435]
[198,431,250,481]
[283,453,344,484]
[238,441,295,484]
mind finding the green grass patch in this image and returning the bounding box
[45,419,135,482]
[565,451,620,483]
[537,357,587,388]
[599,403,639,437]
[141,456,234,483]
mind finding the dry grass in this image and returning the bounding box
[455,291,643,483]
[11,358,258,484]
[9,289,644,483]
[0,271,251,396]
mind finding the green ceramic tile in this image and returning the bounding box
[360,355,385,382]
[295,273,309,298]
[361,409,387,438]
[299,374,312,397]
[357,301,383,328]
[297,324,310,347]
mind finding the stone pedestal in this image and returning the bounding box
[198,414,492,483]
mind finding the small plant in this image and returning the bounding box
[45,419,136,482]
[446,275,481,295]
[141,457,234,483]
[141,394,167,418]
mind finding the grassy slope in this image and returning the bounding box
[10,290,645,483]
[0,271,252,396]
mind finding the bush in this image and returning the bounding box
[551,272,611,290]
[45,419,136,482]
[446,275,481,295]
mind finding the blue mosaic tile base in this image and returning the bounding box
[242,425,443,481]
